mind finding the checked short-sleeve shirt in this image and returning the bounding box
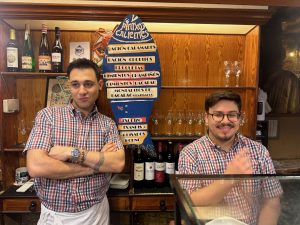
[24,104,124,213]
[178,134,283,225]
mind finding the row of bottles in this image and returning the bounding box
[6,24,63,73]
[133,142,184,189]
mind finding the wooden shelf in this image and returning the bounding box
[1,72,66,77]
[3,145,25,152]
[266,113,300,117]
[161,86,256,89]
[151,136,200,141]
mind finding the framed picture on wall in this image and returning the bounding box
[45,77,71,107]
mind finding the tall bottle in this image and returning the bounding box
[39,24,51,72]
[133,145,144,189]
[144,150,155,188]
[21,24,35,72]
[6,29,18,72]
[165,141,175,186]
[155,142,165,188]
[51,27,63,72]
[175,143,184,174]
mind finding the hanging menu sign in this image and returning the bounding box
[103,14,161,147]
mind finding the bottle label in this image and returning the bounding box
[145,162,154,180]
[7,47,18,68]
[155,162,165,171]
[21,56,32,69]
[39,55,51,70]
[134,163,144,181]
[52,52,61,63]
[166,162,175,174]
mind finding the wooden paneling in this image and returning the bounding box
[132,195,174,211]
[109,196,130,211]
[152,33,246,87]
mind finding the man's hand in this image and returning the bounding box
[101,142,117,152]
[49,146,72,161]
[225,147,253,174]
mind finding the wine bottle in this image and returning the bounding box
[51,27,63,72]
[39,24,51,72]
[21,24,35,72]
[144,150,155,188]
[133,145,144,189]
[155,142,165,188]
[165,141,175,186]
[175,143,184,174]
[6,29,18,72]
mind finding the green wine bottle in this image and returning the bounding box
[21,24,35,72]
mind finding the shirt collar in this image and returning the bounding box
[205,133,242,152]
[67,102,99,119]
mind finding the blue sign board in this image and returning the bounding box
[103,14,161,147]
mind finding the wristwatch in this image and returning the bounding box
[71,148,81,163]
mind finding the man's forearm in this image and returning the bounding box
[258,197,281,225]
[82,150,125,173]
[191,180,236,206]
[27,149,94,179]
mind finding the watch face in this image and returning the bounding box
[71,148,80,162]
[72,148,80,157]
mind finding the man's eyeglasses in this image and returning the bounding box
[208,112,241,123]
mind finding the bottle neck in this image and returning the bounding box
[9,30,16,41]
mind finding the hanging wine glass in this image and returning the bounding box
[224,61,232,87]
[233,61,242,87]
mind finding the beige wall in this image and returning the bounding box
[268,116,300,159]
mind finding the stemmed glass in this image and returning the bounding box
[165,111,174,136]
[174,111,185,136]
[19,119,27,147]
[185,111,194,136]
[194,111,204,136]
[224,61,232,87]
[233,61,242,87]
[240,111,247,127]
[151,112,160,136]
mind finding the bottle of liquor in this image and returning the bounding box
[165,141,175,186]
[6,29,18,72]
[51,27,63,72]
[155,142,165,188]
[39,24,51,72]
[21,24,35,72]
[144,150,155,188]
[133,145,144,189]
[175,143,184,174]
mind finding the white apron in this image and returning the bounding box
[37,196,109,225]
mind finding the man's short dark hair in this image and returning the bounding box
[67,58,101,81]
[205,91,242,112]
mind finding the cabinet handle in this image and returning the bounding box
[29,201,37,212]
[160,200,167,211]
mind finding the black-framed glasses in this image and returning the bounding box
[208,112,241,123]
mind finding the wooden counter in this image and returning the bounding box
[273,159,300,174]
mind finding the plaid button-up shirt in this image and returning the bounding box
[24,104,124,212]
[178,134,283,225]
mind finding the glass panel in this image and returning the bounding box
[176,175,300,225]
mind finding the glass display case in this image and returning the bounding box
[170,174,300,225]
